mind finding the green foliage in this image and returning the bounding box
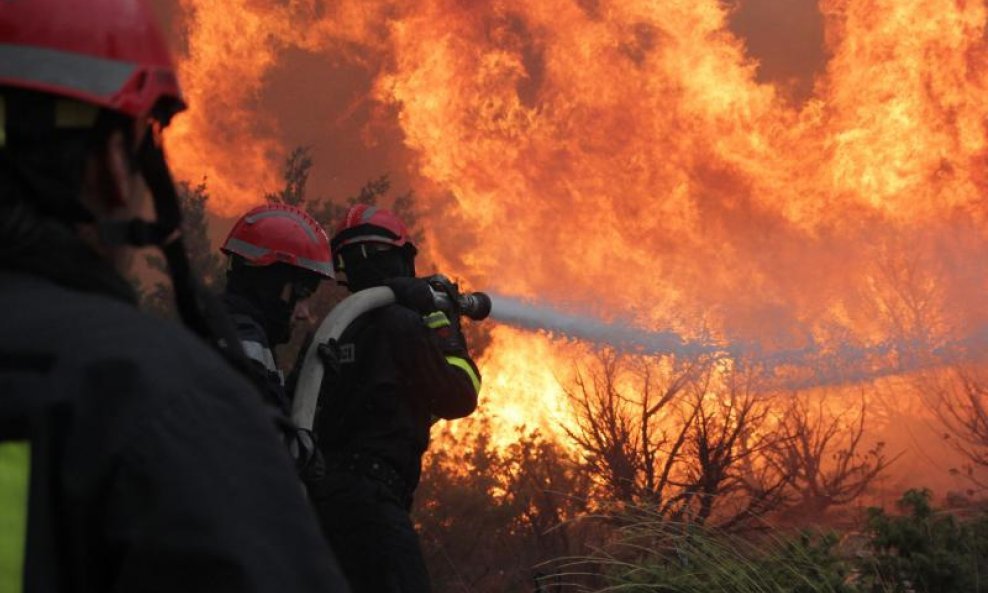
[863,489,988,593]
[260,146,421,240]
[566,510,858,593]
[559,489,988,593]
[306,171,422,246]
[265,146,312,206]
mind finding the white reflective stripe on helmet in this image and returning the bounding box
[359,206,379,223]
[223,237,333,278]
[244,209,320,243]
[223,237,269,260]
[0,43,137,100]
[333,233,404,250]
[345,205,379,227]
[295,255,335,278]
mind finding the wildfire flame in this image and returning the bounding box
[163,0,988,482]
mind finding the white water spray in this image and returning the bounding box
[488,293,716,356]
[486,293,984,389]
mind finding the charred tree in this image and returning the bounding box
[564,352,801,529]
[666,360,790,529]
[562,349,704,507]
[771,392,893,518]
[265,146,312,206]
[927,368,988,490]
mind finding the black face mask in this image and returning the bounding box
[262,297,294,346]
[340,244,415,292]
[225,260,315,345]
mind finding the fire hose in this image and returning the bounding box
[291,279,493,430]
[291,286,396,431]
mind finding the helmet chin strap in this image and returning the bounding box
[99,131,249,369]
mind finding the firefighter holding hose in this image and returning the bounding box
[220,203,334,413]
[0,1,348,590]
[308,204,482,592]
[219,203,335,476]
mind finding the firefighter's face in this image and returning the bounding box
[292,299,314,327]
[279,275,320,333]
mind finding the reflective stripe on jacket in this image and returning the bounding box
[314,302,479,490]
[0,271,350,592]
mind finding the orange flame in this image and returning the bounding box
[166,0,282,213]
[165,0,394,213]
[164,0,988,485]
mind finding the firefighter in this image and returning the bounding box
[220,203,334,412]
[219,203,334,475]
[0,1,348,590]
[309,204,481,593]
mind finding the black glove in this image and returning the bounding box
[425,274,461,317]
[422,309,469,355]
[383,277,436,314]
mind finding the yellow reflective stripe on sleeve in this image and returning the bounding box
[423,311,450,329]
[445,355,481,393]
[0,442,30,592]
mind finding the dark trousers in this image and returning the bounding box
[311,471,431,593]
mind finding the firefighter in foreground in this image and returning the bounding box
[220,203,333,474]
[309,204,481,592]
[0,1,348,590]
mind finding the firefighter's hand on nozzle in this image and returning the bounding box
[425,274,460,310]
[383,277,436,314]
[426,274,492,321]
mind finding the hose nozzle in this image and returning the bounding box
[427,274,492,321]
[454,291,492,320]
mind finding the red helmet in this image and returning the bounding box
[330,204,417,258]
[0,0,185,123]
[221,203,334,279]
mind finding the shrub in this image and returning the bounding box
[862,489,988,593]
[557,506,859,593]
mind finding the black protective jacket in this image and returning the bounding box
[221,291,323,480]
[313,303,480,490]
[221,292,289,413]
[0,270,349,592]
